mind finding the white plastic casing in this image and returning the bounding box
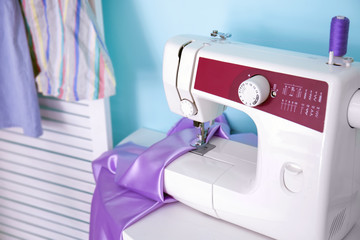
[163,36,226,123]
[162,35,360,240]
[282,162,304,193]
[348,90,360,128]
[122,129,360,240]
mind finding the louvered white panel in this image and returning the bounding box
[0,141,92,171]
[0,206,88,239]
[0,159,95,194]
[0,170,92,204]
[0,224,46,240]
[0,151,94,183]
[0,197,90,232]
[0,189,90,222]
[42,119,92,139]
[0,179,90,212]
[38,97,90,116]
[0,100,110,240]
[0,131,94,160]
[0,214,76,240]
[0,1,111,238]
[5,127,92,150]
[40,108,91,127]
[0,93,110,240]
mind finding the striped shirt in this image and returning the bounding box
[21,0,116,101]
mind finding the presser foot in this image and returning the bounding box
[190,143,216,156]
[190,121,216,156]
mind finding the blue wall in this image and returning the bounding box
[103,0,360,145]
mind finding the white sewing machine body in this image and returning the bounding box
[162,35,360,240]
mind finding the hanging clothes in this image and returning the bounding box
[20,0,116,101]
[0,0,42,137]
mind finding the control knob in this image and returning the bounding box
[348,90,360,129]
[238,75,270,107]
[180,99,198,117]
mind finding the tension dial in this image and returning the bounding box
[238,75,270,107]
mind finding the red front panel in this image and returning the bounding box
[194,58,328,132]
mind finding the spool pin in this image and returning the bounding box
[328,16,350,65]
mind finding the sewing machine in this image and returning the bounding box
[158,34,360,240]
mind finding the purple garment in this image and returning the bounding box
[90,115,255,240]
[0,0,42,137]
[90,142,172,240]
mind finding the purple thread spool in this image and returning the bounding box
[329,16,350,57]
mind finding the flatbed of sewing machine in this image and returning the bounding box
[120,128,360,240]
[164,134,257,217]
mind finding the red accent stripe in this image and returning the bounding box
[194,57,328,132]
[22,0,26,11]
[58,0,62,12]
[98,53,105,99]
[58,57,66,99]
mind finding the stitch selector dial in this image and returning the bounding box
[238,75,270,107]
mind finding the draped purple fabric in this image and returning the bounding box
[89,115,255,240]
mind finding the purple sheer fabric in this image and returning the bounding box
[90,115,255,240]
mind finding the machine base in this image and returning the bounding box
[120,129,360,240]
[123,201,360,240]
